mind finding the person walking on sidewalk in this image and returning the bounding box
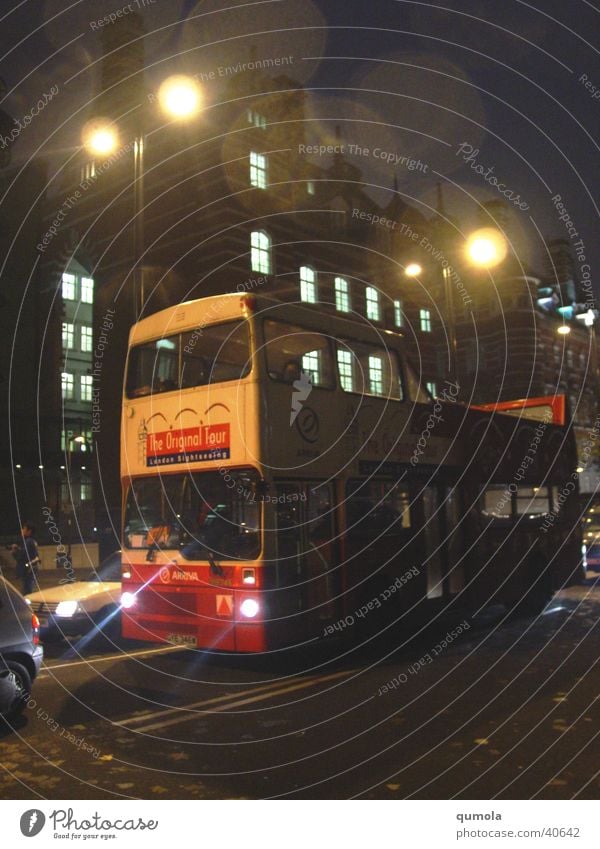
[12,522,40,595]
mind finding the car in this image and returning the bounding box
[26,551,122,641]
[0,574,43,719]
[583,525,600,570]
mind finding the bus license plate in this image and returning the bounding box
[166,633,197,647]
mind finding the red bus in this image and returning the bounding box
[119,294,583,651]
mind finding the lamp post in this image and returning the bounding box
[405,227,507,386]
[81,75,202,318]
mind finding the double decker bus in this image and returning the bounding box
[120,293,583,651]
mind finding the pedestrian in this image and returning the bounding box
[12,522,40,595]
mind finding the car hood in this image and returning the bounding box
[26,582,121,604]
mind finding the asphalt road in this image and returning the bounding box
[1,576,598,800]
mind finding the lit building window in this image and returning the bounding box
[365,286,381,321]
[307,181,315,195]
[62,273,76,301]
[426,381,437,397]
[80,375,93,402]
[61,372,74,400]
[337,349,354,392]
[81,277,94,304]
[81,325,93,352]
[335,277,350,313]
[300,266,317,303]
[62,322,74,349]
[420,308,432,332]
[301,350,320,384]
[247,109,267,129]
[368,355,384,395]
[394,300,403,328]
[80,481,92,502]
[249,151,267,189]
[250,230,272,274]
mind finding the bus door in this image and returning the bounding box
[421,483,465,601]
[274,482,338,635]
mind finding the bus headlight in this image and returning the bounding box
[56,600,79,618]
[120,592,137,610]
[240,598,259,618]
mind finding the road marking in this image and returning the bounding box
[118,669,354,734]
[39,645,182,675]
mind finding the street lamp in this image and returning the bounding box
[405,262,423,278]
[405,227,507,385]
[465,228,508,268]
[82,120,119,157]
[82,75,202,318]
[158,75,202,120]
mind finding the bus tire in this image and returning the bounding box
[513,558,553,616]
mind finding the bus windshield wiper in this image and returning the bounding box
[206,548,224,577]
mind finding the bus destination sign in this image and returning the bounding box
[146,423,230,466]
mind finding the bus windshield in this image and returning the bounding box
[124,469,261,560]
[126,320,251,398]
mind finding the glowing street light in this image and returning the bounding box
[557,324,571,335]
[82,120,119,157]
[465,227,507,268]
[405,262,423,278]
[81,75,202,318]
[158,75,202,120]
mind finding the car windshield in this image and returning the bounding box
[86,553,122,583]
[124,470,261,561]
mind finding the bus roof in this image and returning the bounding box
[129,294,406,348]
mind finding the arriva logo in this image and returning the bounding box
[159,566,200,583]
[20,810,46,837]
[290,370,312,425]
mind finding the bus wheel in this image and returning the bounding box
[513,559,553,616]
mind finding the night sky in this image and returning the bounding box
[1,0,599,293]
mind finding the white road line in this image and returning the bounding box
[39,644,182,674]
[129,669,354,734]
[116,671,343,728]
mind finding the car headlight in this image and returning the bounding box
[120,592,137,610]
[55,600,80,618]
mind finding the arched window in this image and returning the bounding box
[250,230,272,274]
[300,266,317,303]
